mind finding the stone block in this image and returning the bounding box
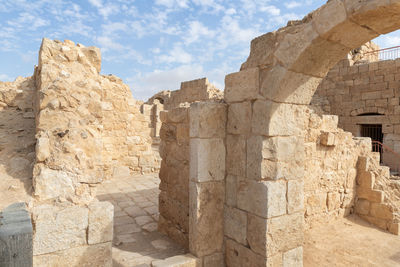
[227,101,252,135]
[321,115,339,131]
[283,246,303,267]
[0,203,33,267]
[252,100,309,136]
[260,65,322,104]
[355,199,370,215]
[36,136,50,162]
[247,213,304,257]
[190,138,225,182]
[189,102,226,138]
[237,180,286,218]
[224,206,248,246]
[357,187,384,203]
[189,182,224,257]
[88,201,114,245]
[388,223,400,235]
[287,180,304,214]
[357,171,375,189]
[320,131,336,146]
[203,253,224,267]
[369,203,393,220]
[32,204,88,255]
[224,68,261,103]
[247,135,305,180]
[225,239,266,267]
[33,242,112,267]
[225,175,238,207]
[226,135,246,177]
[168,107,188,123]
[33,164,76,201]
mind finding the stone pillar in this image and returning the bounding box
[0,203,33,267]
[224,68,305,266]
[158,106,190,248]
[189,101,226,266]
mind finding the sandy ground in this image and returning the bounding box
[304,215,400,267]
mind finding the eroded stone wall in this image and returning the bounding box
[304,111,372,228]
[147,78,223,110]
[0,77,36,210]
[158,105,190,248]
[102,75,159,177]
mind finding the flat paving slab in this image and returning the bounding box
[96,174,186,267]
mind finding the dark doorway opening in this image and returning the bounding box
[360,124,383,153]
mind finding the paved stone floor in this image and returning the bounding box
[96,174,186,267]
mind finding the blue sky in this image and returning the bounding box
[0,0,399,100]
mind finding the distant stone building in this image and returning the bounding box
[313,42,400,173]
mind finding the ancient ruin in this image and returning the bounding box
[2,0,400,266]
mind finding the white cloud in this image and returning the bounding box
[154,0,189,9]
[88,0,120,18]
[285,1,302,9]
[159,44,192,64]
[127,64,205,100]
[184,21,215,45]
[261,5,280,16]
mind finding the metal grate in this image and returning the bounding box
[360,124,383,152]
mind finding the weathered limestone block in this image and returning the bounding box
[224,206,248,246]
[33,242,112,267]
[357,171,375,189]
[203,253,224,267]
[252,100,309,136]
[237,180,286,218]
[320,131,336,146]
[225,239,267,267]
[151,254,201,267]
[225,175,238,207]
[32,204,88,255]
[321,115,339,132]
[35,136,50,162]
[224,68,261,103]
[190,138,225,182]
[189,181,224,257]
[33,164,76,201]
[88,201,113,245]
[189,102,226,138]
[357,187,384,203]
[226,134,246,177]
[227,101,252,135]
[283,246,303,267]
[369,203,393,220]
[0,203,33,267]
[247,213,304,257]
[288,180,304,214]
[260,65,322,104]
[355,199,370,215]
[247,135,305,180]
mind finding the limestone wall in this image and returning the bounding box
[158,105,190,248]
[313,56,400,171]
[146,78,223,110]
[102,75,159,178]
[32,38,113,266]
[304,110,371,228]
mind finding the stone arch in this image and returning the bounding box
[352,107,386,116]
[224,0,400,266]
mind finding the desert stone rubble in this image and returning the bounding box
[1,0,400,267]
